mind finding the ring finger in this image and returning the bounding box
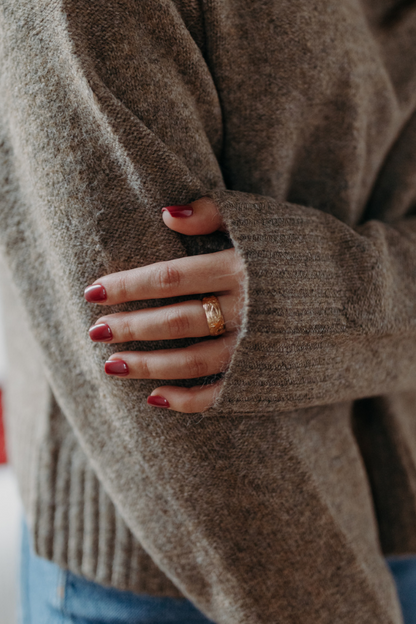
[89,295,239,343]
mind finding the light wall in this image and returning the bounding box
[0,291,6,384]
[0,291,20,624]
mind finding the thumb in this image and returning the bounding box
[161,197,227,235]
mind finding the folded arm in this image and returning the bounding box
[0,1,414,622]
[85,190,416,413]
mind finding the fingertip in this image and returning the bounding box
[147,394,170,408]
[161,198,226,235]
[84,284,107,303]
[161,205,193,218]
[147,382,222,414]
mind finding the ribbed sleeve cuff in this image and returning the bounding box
[203,189,416,414]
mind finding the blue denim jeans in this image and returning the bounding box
[387,557,416,624]
[20,520,416,623]
[19,521,214,624]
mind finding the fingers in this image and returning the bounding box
[161,196,226,236]
[84,195,239,413]
[105,334,237,380]
[90,295,240,343]
[85,248,243,306]
[147,381,224,413]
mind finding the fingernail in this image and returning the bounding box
[85,284,107,302]
[162,205,193,218]
[105,359,129,376]
[147,395,170,408]
[89,323,113,342]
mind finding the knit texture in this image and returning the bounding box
[1,0,416,622]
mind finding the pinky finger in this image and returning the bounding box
[147,380,224,414]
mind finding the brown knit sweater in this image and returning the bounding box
[1,0,416,622]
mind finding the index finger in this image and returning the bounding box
[84,248,241,305]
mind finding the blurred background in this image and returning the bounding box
[0,293,22,624]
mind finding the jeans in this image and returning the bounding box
[387,557,416,624]
[20,521,416,624]
[19,521,214,624]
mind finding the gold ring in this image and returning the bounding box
[202,295,226,336]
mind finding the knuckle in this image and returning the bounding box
[137,357,151,379]
[185,353,208,378]
[120,317,134,342]
[155,262,181,294]
[165,309,190,338]
[117,273,129,301]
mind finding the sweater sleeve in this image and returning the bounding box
[0,2,410,623]
[203,189,416,415]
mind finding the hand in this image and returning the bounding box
[84,197,247,413]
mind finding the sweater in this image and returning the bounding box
[1,0,416,622]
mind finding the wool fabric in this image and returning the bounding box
[1,1,416,622]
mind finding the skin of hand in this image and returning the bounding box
[84,197,247,413]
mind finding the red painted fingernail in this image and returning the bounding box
[162,205,193,218]
[89,323,113,342]
[105,359,129,376]
[147,395,170,408]
[84,284,107,302]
